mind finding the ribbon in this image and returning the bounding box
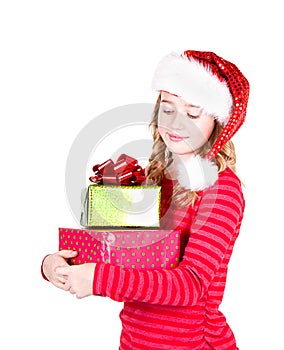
[89,154,146,186]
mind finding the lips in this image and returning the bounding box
[167,132,188,142]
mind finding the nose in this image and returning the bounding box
[171,111,184,130]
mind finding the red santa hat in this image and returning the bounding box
[152,50,250,191]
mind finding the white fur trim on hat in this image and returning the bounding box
[177,155,218,191]
[152,52,233,125]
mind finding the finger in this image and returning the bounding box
[69,287,76,295]
[56,266,70,275]
[57,275,68,284]
[52,281,67,290]
[58,250,78,259]
[62,281,71,291]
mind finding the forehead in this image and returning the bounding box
[160,91,199,108]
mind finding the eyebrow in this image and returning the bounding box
[160,99,199,108]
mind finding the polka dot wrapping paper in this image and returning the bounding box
[58,227,181,270]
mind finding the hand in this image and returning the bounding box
[42,250,78,290]
[56,263,96,299]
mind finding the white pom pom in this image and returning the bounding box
[177,155,218,191]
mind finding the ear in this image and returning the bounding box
[177,155,218,191]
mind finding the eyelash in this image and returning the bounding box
[161,109,199,119]
[162,109,174,115]
[186,113,199,119]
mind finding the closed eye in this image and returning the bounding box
[187,113,200,119]
[162,108,175,115]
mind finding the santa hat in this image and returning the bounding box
[152,50,250,191]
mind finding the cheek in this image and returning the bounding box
[187,120,215,149]
[157,112,173,131]
[195,118,215,139]
[158,126,167,140]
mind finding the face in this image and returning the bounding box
[158,91,215,160]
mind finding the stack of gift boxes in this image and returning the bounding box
[59,154,180,270]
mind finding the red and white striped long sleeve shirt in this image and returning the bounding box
[93,167,245,350]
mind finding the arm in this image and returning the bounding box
[93,170,245,306]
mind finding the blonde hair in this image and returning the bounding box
[146,94,237,208]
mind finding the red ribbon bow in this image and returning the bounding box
[89,154,146,186]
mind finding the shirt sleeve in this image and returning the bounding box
[93,170,245,306]
[41,255,51,281]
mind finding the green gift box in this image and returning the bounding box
[81,185,161,228]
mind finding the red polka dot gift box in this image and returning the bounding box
[59,227,181,270]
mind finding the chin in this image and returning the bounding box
[169,148,195,159]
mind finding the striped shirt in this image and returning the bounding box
[93,167,245,349]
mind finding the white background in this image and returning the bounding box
[1,1,283,349]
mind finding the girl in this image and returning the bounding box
[42,50,250,349]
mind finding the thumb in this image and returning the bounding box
[58,249,78,259]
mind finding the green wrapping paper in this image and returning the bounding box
[81,185,161,228]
